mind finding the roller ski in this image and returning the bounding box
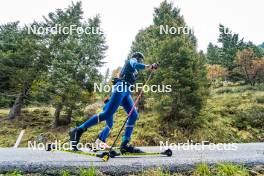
[96,148,172,160]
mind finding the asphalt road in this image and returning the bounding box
[0,143,264,175]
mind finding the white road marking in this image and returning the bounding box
[14,130,25,148]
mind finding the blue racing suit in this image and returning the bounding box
[79,58,146,143]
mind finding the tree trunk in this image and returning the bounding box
[66,107,73,124]
[53,95,66,127]
[137,93,145,112]
[8,81,31,120]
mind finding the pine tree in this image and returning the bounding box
[206,42,222,65]
[217,24,244,70]
[130,1,208,129]
[0,22,50,119]
[43,2,107,126]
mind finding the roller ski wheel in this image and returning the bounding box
[96,152,110,161]
[46,143,56,151]
[161,148,172,157]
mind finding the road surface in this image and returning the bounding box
[0,143,263,175]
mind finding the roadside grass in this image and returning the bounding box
[0,84,263,147]
[1,164,263,175]
[213,163,249,176]
[4,170,23,176]
[79,167,97,176]
[140,167,182,176]
[202,84,264,143]
[193,163,211,176]
[0,105,160,147]
[60,170,71,176]
[139,163,254,176]
[193,163,250,176]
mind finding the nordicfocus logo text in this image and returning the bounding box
[160,141,238,151]
[94,83,172,93]
[27,24,102,35]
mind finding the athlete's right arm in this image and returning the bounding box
[129,58,146,70]
[130,58,158,70]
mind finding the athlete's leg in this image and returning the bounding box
[98,115,113,142]
[119,94,143,153]
[69,85,125,150]
[121,94,138,144]
[79,90,124,131]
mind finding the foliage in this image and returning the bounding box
[130,1,209,130]
[5,170,23,176]
[235,48,264,86]
[39,2,106,126]
[194,163,249,176]
[79,167,97,176]
[206,43,222,65]
[214,163,249,176]
[0,2,107,122]
[60,170,71,176]
[206,64,228,82]
[0,22,50,116]
[194,164,211,176]
[207,25,264,82]
[217,24,245,70]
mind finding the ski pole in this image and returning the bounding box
[97,70,154,161]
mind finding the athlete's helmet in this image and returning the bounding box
[131,52,144,62]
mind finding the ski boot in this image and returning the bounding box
[69,127,84,151]
[120,140,144,154]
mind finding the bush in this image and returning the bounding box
[235,106,264,129]
[79,167,96,176]
[215,87,233,94]
[215,83,264,94]
[60,170,70,176]
[6,170,23,176]
[0,96,12,108]
[215,163,249,176]
[256,97,264,104]
[194,164,211,176]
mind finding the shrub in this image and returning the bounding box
[79,167,96,176]
[235,106,264,129]
[256,97,264,104]
[215,163,249,176]
[194,164,212,176]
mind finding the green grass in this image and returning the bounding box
[214,163,249,176]
[0,84,263,147]
[0,105,161,147]
[60,170,71,176]
[140,167,182,176]
[79,167,97,176]
[194,163,211,176]
[190,83,264,143]
[139,163,254,176]
[1,164,263,175]
[4,170,23,176]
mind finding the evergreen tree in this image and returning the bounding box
[43,2,107,126]
[206,42,222,65]
[217,24,244,70]
[103,68,110,85]
[0,22,50,119]
[130,1,208,129]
